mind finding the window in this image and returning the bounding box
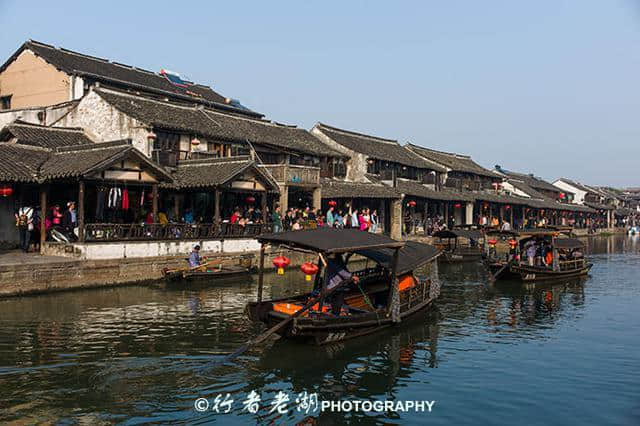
[0,95,11,110]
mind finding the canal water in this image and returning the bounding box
[0,236,639,425]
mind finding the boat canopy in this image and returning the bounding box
[553,238,585,249]
[356,241,441,275]
[433,229,483,240]
[258,228,404,253]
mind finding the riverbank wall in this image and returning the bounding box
[0,247,316,298]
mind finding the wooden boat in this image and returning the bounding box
[245,228,441,345]
[484,228,592,282]
[162,255,254,282]
[432,228,484,262]
[163,264,251,282]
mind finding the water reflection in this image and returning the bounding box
[0,235,638,425]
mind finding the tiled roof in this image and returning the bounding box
[95,89,342,158]
[0,121,93,148]
[39,140,173,181]
[167,156,279,191]
[0,143,49,182]
[0,138,172,183]
[320,178,400,199]
[394,179,475,201]
[313,123,445,171]
[556,178,594,194]
[4,40,231,107]
[495,166,560,193]
[406,143,496,177]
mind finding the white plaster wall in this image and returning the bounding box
[72,238,253,260]
[222,239,261,253]
[310,126,368,182]
[553,180,586,204]
[57,89,151,156]
[502,181,531,198]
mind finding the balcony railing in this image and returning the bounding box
[83,223,272,242]
[261,164,320,185]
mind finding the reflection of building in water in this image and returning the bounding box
[490,279,586,330]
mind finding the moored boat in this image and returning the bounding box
[432,228,484,262]
[485,228,592,282]
[245,229,441,345]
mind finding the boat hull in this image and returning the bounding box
[163,265,250,282]
[246,296,435,345]
[488,261,592,282]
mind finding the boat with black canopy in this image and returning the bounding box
[432,228,484,262]
[245,228,441,345]
[484,228,592,282]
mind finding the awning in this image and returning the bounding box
[356,241,441,275]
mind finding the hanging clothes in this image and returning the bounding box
[108,187,121,209]
[122,189,130,210]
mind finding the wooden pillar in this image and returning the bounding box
[522,206,526,229]
[214,188,221,224]
[257,244,265,302]
[78,180,85,242]
[444,202,449,228]
[261,192,267,223]
[312,187,322,212]
[39,185,47,255]
[499,205,504,224]
[152,184,158,222]
[174,195,180,221]
[510,206,514,226]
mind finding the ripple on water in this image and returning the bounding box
[0,236,639,425]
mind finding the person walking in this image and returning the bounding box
[327,206,335,227]
[272,205,283,233]
[370,209,379,233]
[15,205,33,252]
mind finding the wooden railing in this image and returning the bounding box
[558,258,586,271]
[83,223,272,242]
[261,164,320,185]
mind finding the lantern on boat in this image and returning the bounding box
[328,200,337,207]
[408,200,417,207]
[454,203,461,208]
[300,262,319,281]
[273,255,290,275]
[488,239,497,248]
[0,185,13,198]
[246,196,256,204]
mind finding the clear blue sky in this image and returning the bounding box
[1,1,639,187]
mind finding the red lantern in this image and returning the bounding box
[408,200,417,207]
[488,239,498,247]
[300,262,319,281]
[273,255,290,275]
[0,185,13,198]
[147,131,157,141]
[508,239,517,248]
[483,202,489,209]
[246,196,256,204]
[505,205,511,210]
[454,203,461,208]
[191,137,201,146]
[328,200,337,207]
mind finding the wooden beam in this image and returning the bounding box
[78,180,85,242]
[261,192,267,223]
[214,188,221,224]
[152,183,158,222]
[39,185,47,254]
[257,244,265,302]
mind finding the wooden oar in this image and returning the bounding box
[225,281,347,361]
[490,262,509,282]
